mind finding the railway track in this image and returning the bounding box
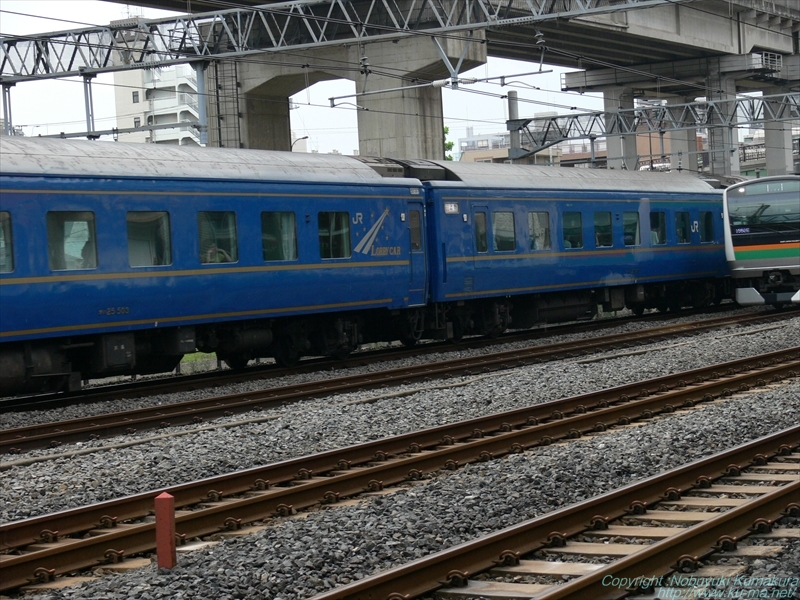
[1,349,797,593]
[2,310,794,455]
[1,306,787,413]
[313,428,800,600]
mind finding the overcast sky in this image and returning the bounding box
[0,1,603,154]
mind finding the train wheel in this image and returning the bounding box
[631,305,646,317]
[136,355,183,375]
[448,318,464,343]
[272,336,300,367]
[484,325,504,339]
[332,347,351,360]
[223,353,250,371]
[400,337,418,348]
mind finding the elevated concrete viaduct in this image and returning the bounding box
[4,0,798,173]
[215,35,485,158]
[116,0,799,173]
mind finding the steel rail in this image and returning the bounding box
[2,306,707,412]
[2,311,792,454]
[2,347,798,538]
[308,426,800,600]
[1,352,797,591]
[536,480,800,599]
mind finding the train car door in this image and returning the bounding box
[472,205,491,269]
[407,202,427,306]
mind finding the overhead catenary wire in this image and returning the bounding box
[0,0,767,99]
[0,0,771,104]
[1,3,795,148]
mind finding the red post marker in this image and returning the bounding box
[155,492,177,569]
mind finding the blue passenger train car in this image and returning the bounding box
[0,138,426,394]
[0,138,730,396]
[419,162,729,338]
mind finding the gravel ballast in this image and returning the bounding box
[0,306,779,430]
[2,312,797,523]
[16,380,800,600]
[2,310,798,600]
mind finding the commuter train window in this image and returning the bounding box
[528,211,550,250]
[198,211,238,264]
[594,212,612,247]
[0,212,13,273]
[46,211,97,270]
[699,211,714,243]
[409,210,422,251]
[676,211,691,244]
[492,211,516,252]
[127,212,172,267]
[262,212,297,261]
[650,212,666,245]
[563,212,583,249]
[475,212,488,253]
[623,212,641,246]
[318,212,351,259]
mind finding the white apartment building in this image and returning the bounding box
[457,125,561,165]
[113,64,201,146]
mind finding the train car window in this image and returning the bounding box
[127,212,172,267]
[492,211,516,251]
[623,212,641,246]
[727,180,800,226]
[409,210,422,251]
[198,211,238,263]
[318,212,351,259]
[594,212,612,247]
[676,211,691,244]
[650,212,666,245]
[563,212,583,249]
[528,211,550,250]
[0,212,13,273]
[475,212,488,253]
[262,212,298,261]
[46,211,97,270]
[699,211,714,243]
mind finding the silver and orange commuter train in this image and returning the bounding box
[722,175,800,307]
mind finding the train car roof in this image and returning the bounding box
[0,137,418,186]
[425,160,719,194]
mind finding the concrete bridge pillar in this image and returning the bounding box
[706,74,740,177]
[214,34,485,158]
[233,51,340,151]
[349,69,445,159]
[666,96,699,173]
[763,87,795,176]
[603,87,638,170]
[334,35,485,158]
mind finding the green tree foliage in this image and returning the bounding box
[444,126,454,161]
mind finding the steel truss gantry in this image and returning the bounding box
[508,92,800,159]
[1,0,690,83]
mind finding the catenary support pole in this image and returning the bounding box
[194,62,209,146]
[508,91,520,163]
[2,83,14,135]
[82,73,96,139]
